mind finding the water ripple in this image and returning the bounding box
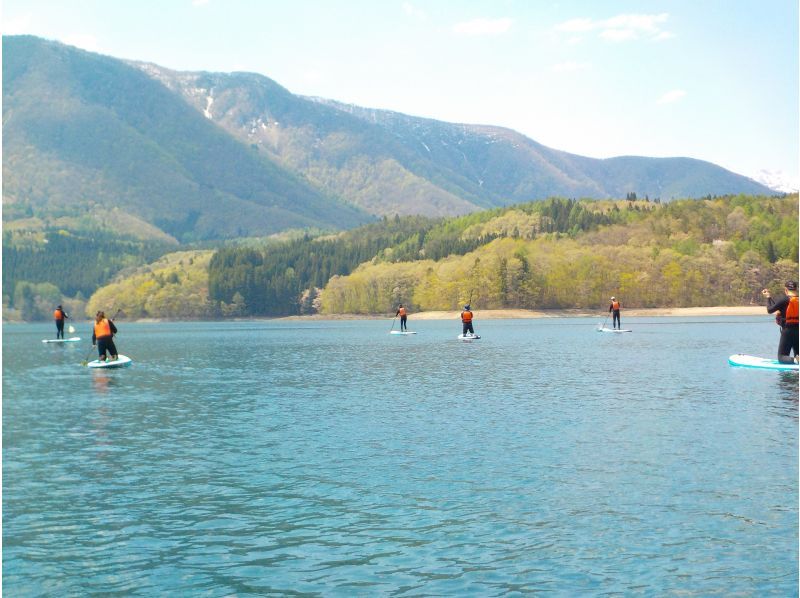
[3,319,797,595]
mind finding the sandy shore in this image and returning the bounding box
[280,306,766,321]
[8,306,760,324]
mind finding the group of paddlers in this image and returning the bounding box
[53,281,798,363]
[391,280,799,363]
[396,303,475,337]
[53,307,119,362]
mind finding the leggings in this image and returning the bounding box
[778,326,799,363]
[56,320,65,339]
[462,322,475,335]
[97,337,118,359]
[400,315,407,331]
[612,311,621,329]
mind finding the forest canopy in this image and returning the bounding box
[71,194,799,319]
[205,194,798,317]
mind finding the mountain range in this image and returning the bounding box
[3,35,775,244]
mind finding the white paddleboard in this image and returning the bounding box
[458,333,481,341]
[87,355,133,369]
[728,354,799,371]
[597,327,631,333]
[42,337,82,343]
[390,330,417,335]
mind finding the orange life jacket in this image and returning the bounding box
[54,309,64,320]
[611,301,620,310]
[94,318,112,338]
[398,307,407,316]
[786,296,799,325]
[461,310,473,323]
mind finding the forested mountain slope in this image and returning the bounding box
[3,35,369,242]
[140,60,774,219]
[86,195,798,319]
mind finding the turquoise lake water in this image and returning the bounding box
[3,317,798,595]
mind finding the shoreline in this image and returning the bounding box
[278,306,767,321]
[4,306,768,324]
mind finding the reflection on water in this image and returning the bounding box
[90,371,117,395]
[3,318,798,595]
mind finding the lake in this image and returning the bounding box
[3,317,798,595]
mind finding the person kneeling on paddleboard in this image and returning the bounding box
[763,281,799,364]
[461,305,475,337]
[92,311,119,362]
[609,297,622,330]
[396,304,408,332]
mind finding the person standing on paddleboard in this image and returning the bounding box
[609,297,622,330]
[461,304,475,336]
[763,281,799,364]
[396,304,409,332]
[53,305,70,339]
[92,311,119,362]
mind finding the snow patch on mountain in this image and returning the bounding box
[204,94,214,119]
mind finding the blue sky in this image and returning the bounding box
[4,0,798,190]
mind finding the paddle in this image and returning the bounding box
[389,314,397,333]
[68,325,76,334]
[599,312,609,331]
[80,346,95,367]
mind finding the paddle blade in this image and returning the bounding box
[68,325,76,333]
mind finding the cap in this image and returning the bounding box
[786,281,798,291]
[464,305,470,310]
[611,297,615,300]
[57,304,62,308]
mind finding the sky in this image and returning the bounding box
[3,0,798,190]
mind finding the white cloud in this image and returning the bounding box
[657,89,686,104]
[551,61,590,73]
[453,18,513,36]
[600,29,637,42]
[604,13,668,33]
[555,13,672,43]
[752,169,799,193]
[555,18,594,33]
[402,2,427,20]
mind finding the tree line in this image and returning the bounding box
[13,194,796,320]
[320,195,798,313]
[3,229,172,320]
[205,197,660,316]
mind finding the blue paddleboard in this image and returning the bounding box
[728,354,798,371]
[87,355,133,369]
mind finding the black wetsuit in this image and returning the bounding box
[54,309,69,339]
[461,311,475,335]
[92,320,119,359]
[396,309,408,331]
[609,302,621,329]
[767,294,799,363]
